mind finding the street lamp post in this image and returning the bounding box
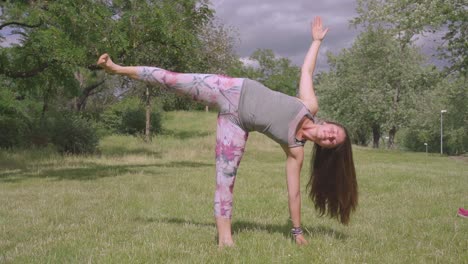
[424,143,428,154]
[440,110,447,155]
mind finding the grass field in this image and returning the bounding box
[1,111,467,263]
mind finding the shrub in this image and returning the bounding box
[101,97,163,135]
[0,115,29,148]
[160,93,205,111]
[48,112,99,154]
[0,90,31,148]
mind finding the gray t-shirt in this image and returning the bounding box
[238,79,316,148]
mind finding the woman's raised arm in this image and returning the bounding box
[298,16,329,115]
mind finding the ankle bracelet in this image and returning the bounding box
[291,227,303,236]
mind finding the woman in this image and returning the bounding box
[97,16,357,247]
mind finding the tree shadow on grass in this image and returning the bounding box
[233,220,347,240]
[162,129,213,140]
[164,161,213,168]
[138,217,347,240]
[100,146,163,158]
[0,164,158,183]
[0,160,212,183]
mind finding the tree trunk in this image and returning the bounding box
[40,89,49,123]
[145,85,152,142]
[355,129,368,146]
[74,79,105,111]
[388,126,397,149]
[372,125,380,148]
[387,81,400,149]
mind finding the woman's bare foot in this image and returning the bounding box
[218,239,235,248]
[216,217,235,248]
[96,53,119,74]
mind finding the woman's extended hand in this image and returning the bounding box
[294,234,309,245]
[312,16,329,41]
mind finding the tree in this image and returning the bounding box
[351,0,467,76]
[1,0,117,120]
[401,74,467,154]
[318,27,430,148]
[232,49,300,96]
[1,0,239,146]
[351,0,466,153]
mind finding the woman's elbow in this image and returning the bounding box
[306,103,318,116]
[311,104,319,115]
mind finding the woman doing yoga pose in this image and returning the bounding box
[97,16,357,247]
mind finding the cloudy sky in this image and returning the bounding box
[210,0,361,72]
[210,0,445,72]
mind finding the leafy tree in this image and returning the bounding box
[1,0,116,119]
[318,27,431,148]
[232,49,300,96]
[351,0,466,153]
[0,0,239,146]
[351,0,467,75]
[402,74,467,154]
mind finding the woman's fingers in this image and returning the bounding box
[295,235,309,245]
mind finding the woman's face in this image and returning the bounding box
[315,123,346,148]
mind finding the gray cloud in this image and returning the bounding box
[210,0,447,71]
[210,0,360,71]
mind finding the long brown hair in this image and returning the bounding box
[306,123,358,225]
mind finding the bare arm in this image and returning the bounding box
[298,17,329,115]
[97,53,140,79]
[282,146,308,245]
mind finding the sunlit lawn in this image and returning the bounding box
[1,111,467,263]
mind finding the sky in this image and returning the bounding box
[209,0,361,72]
[209,0,445,72]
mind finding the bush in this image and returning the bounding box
[0,115,29,148]
[400,127,467,155]
[48,112,99,154]
[101,97,163,135]
[160,93,206,111]
[0,90,31,148]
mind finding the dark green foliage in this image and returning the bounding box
[400,75,467,155]
[101,97,163,135]
[158,93,207,111]
[48,112,99,154]
[231,49,300,96]
[0,89,30,148]
[0,115,29,148]
[1,0,239,151]
[0,88,99,153]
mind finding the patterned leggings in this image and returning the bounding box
[138,67,248,218]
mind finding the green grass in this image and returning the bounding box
[1,111,467,263]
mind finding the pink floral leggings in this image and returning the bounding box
[138,67,248,218]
